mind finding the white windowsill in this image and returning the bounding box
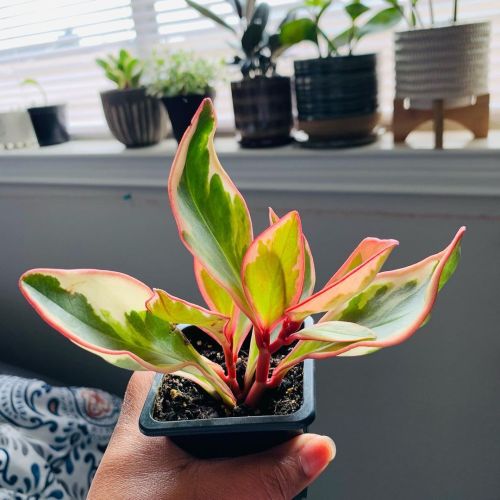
[1,131,499,197]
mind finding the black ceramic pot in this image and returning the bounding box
[162,91,214,143]
[100,87,167,148]
[231,76,293,148]
[27,104,69,147]
[294,54,379,148]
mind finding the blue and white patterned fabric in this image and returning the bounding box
[0,376,121,499]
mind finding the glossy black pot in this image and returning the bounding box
[100,87,167,148]
[294,54,379,148]
[231,76,293,148]
[162,91,214,143]
[27,104,69,147]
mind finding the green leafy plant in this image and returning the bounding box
[21,78,48,106]
[186,0,290,78]
[280,0,404,56]
[146,49,221,98]
[20,99,465,409]
[96,49,143,89]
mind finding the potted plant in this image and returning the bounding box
[19,100,464,481]
[21,78,70,147]
[96,49,168,148]
[147,49,220,143]
[392,0,490,142]
[187,0,293,147]
[280,0,403,148]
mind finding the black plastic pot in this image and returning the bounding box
[162,91,214,143]
[294,54,379,148]
[231,76,293,148]
[27,104,69,147]
[100,87,167,148]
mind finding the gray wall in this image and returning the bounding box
[2,182,499,499]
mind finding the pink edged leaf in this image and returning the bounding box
[242,210,305,333]
[273,227,465,378]
[168,98,253,315]
[194,259,252,355]
[19,269,235,406]
[146,288,230,347]
[289,321,376,343]
[286,237,399,322]
[269,207,316,301]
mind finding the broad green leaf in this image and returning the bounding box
[242,211,305,332]
[345,1,370,20]
[332,26,358,48]
[358,6,403,38]
[186,0,237,33]
[194,259,252,355]
[242,23,266,55]
[287,238,398,322]
[169,99,253,315]
[20,269,235,406]
[147,288,229,347]
[280,18,318,46]
[269,207,315,300]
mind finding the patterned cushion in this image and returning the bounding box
[0,376,121,499]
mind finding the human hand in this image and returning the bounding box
[88,372,335,500]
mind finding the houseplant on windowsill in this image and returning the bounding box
[96,49,168,148]
[186,0,293,147]
[19,100,464,494]
[392,0,490,143]
[21,78,70,147]
[147,49,220,143]
[281,0,403,148]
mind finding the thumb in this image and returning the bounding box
[210,433,335,500]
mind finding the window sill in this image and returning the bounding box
[1,131,499,197]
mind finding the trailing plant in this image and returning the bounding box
[20,99,465,409]
[146,49,221,98]
[186,0,290,78]
[96,49,143,89]
[280,0,404,56]
[21,78,48,106]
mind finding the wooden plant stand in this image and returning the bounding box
[393,94,490,149]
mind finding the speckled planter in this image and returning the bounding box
[100,87,168,148]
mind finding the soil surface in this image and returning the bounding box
[153,327,303,421]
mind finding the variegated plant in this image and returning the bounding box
[20,99,465,408]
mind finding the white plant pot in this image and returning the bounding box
[394,21,490,110]
[0,111,38,150]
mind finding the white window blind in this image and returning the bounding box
[0,0,499,136]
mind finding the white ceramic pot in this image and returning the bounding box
[0,111,38,150]
[394,21,490,109]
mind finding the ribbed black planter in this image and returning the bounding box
[231,76,293,148]
[100,87,167,148]
[27,105,69,147]
[162,91,214,143]
[294,54,379,148]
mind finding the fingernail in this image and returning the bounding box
[299,436,336,478]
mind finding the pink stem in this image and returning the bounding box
[244,328,271,408]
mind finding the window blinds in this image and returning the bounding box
[0,0,498,135]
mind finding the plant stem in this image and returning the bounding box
[453,0,458,22]
[223,344,240,397]
[269,318,301,354]
[428,0,434,25]
[244,329,271,407]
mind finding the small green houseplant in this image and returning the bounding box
[96,49,167,148]
[20,100,464,464]
[392,0,490,143]
[186,0,294,147]
[21,78,69,147]
[280,0,403,147]
[147,49,220,142]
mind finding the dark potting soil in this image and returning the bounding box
[153,328,303,421]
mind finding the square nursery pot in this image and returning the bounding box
[231,76,293,148]
[140,355,315,499]
[162,90,214,143]
[294,54,379,148]
[0,111,38,150]
[100,87,168,148]
[27,104,70,147]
